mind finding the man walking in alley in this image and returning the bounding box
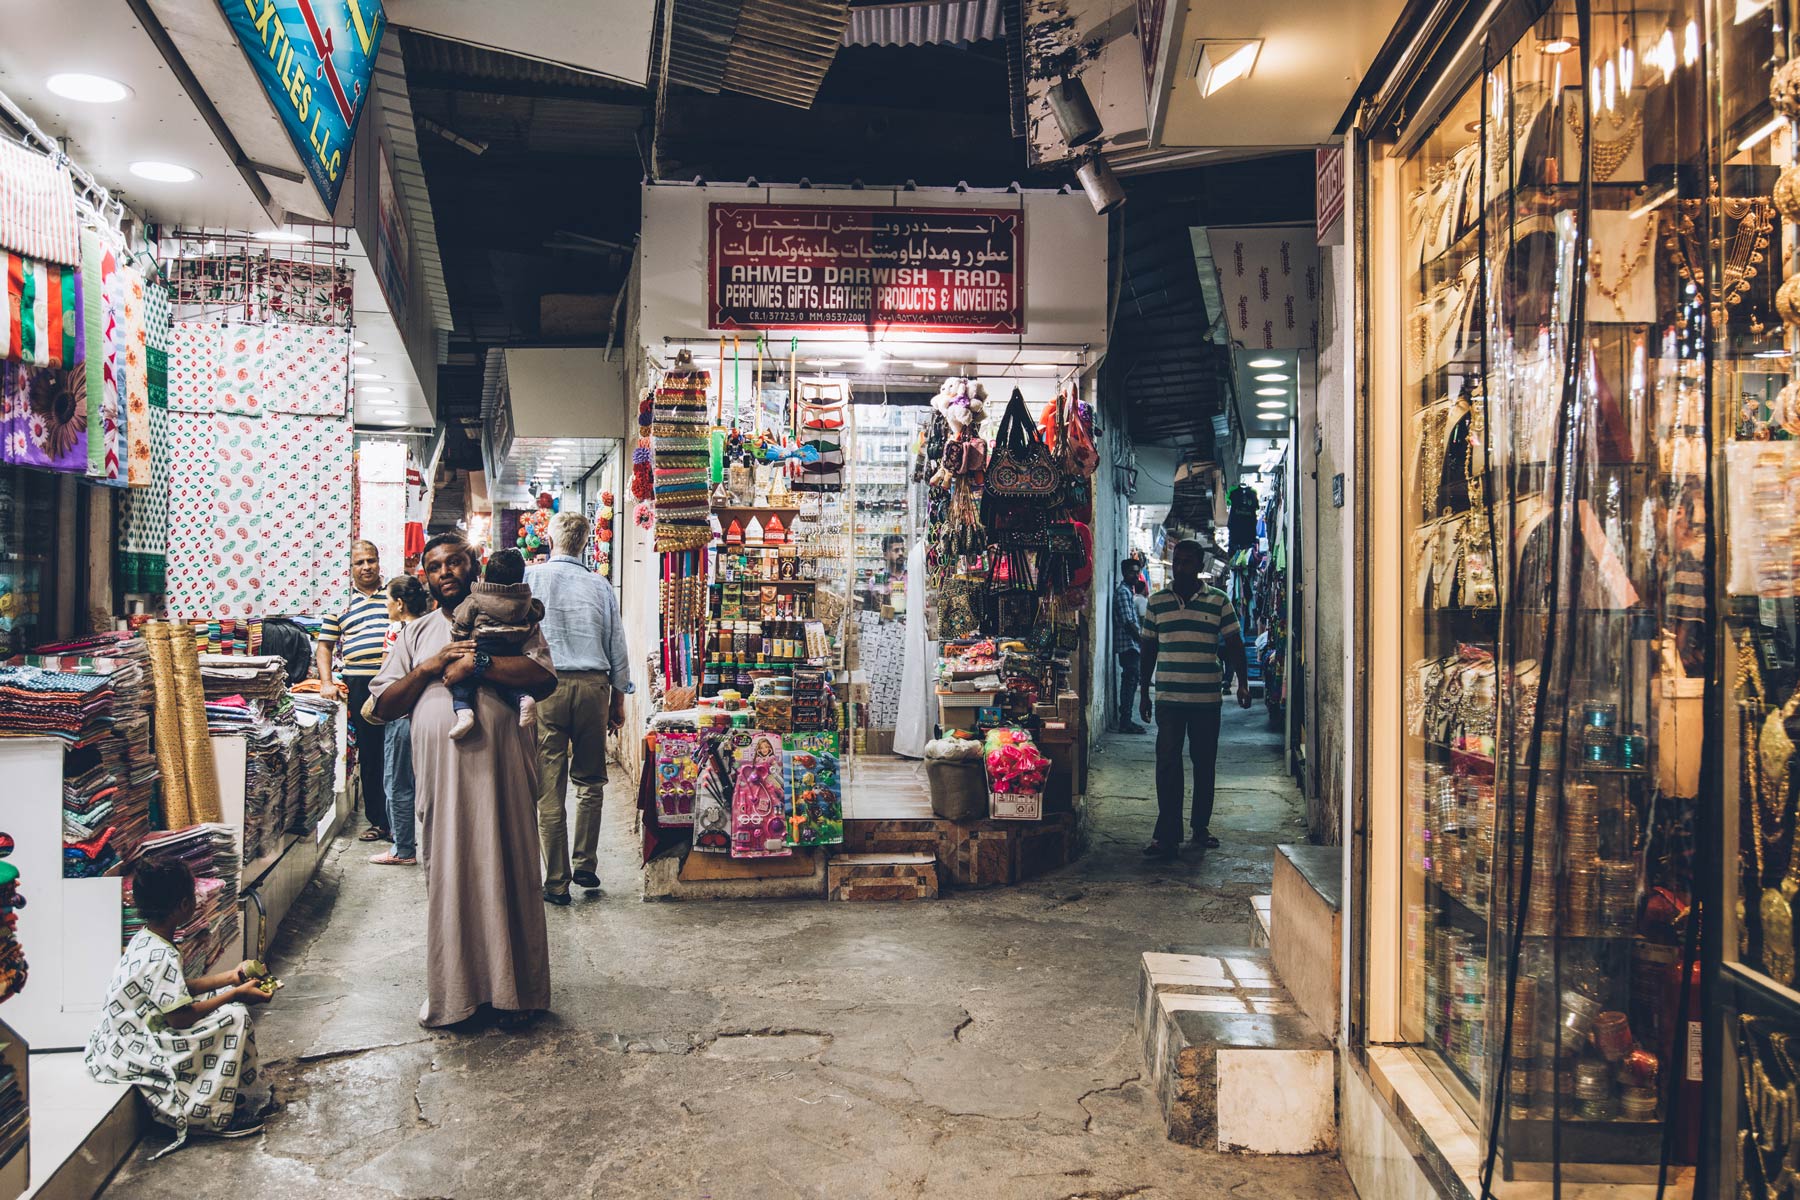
[317,541,394,845]
[371,535,557,1026]
[1113,558,1146,733]
[528,511,633,905]
[1139,538,1252,859]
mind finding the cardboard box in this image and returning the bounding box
[989,792,1043,820]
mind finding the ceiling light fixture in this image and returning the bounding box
[1248,357,1283,369]
[353,340,368,349]
[47,73,131,104]
[1739,114,1788,152]
[1754,348,1793,358]
[355,372,386,381]
[1256,399,1287,410]
[1539,37,1574,53]
[1075,152,1126,214]
[1253,373,1290,382]
[912,361,951,370]
[353,356,375,367]
[253,229,307,243]
[129,160,197,184]
[1254,386,1287,396]
[1194,40,1262,97]
[360,385,393,394]
[1023,363,1062,372]
[1258,413,1288,423]
[806,358,843,367]
[1047,76,1103,147]
[862,347,887,370]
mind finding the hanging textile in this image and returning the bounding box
[163,411,216,619]
[118,280,171,593]
[216,323,264,415]
[404,462,429,561]
[166,321,218,411]
[0,140,80,266]
[357,440,407,584]
[257,259,352,326]
[122,266,150,485]
[263,323,349,415]
[651,369,712,551]
[82,234,121,482]
[258,413,352,617]
[0,360,86,472]
[0,252,78,367]
[202,412,267,619]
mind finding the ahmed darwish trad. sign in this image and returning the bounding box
[220,0,387,211]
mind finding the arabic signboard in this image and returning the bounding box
[219,0,387,211]
[708,204,1024,334]
[1316,146,1345,246]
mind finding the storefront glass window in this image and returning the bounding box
[1394,0,1714,1177]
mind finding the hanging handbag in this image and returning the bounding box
[938,577,985,639]
[984,388,1060,500]
[990,505,1049,550]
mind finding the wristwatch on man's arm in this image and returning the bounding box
[472,651,493,679]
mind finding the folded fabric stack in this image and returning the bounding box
[22,635,159,867]
[290,696,337,833]
[239,724,294,865]
[131,823,239,970]
[0,860,26,1004]
[651,369,713,551]
[0,664,114,743]
[188,618,261,656]
[199,654,286,715]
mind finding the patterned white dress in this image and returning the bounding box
[84,930,265,1153]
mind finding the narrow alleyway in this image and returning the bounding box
[101,708,1352,1200]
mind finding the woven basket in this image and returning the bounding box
[169,623,221,823]
[143,622,193,829]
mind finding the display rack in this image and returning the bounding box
[0,1020,23,1200]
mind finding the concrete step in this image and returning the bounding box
[1272,845,1343,1043]
[1137,948,1335,1155]
[1249,894,1272,948]
[826,852,938,901]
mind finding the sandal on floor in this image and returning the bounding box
[368,852,417,866]
[358,826,388,842]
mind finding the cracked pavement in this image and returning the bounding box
[100,705,1352,1200]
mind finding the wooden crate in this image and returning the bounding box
[940,822,1017,888]
[827,853,938,901]
[841,818,940,857]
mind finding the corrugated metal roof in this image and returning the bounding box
[842,0,1005,47]
[401,29,644,95]
[373,44,455,337]
[666,0,852,108]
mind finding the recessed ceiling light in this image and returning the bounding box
[1195,40,1261,97]
[1253,373,1290,382]
[1248,357,1283,369]
[806,359,843,367]
[912,361,950,369]
[360,385,393,394]
[353,356,375,366]
[1254,387,1287,396]
[130,161,197,184]
[1259,413,1287,422]
[1256,399,1287,410]
[353,340,368,349]
[253,229,307,243]
[355,372,386,381]
[47,73,131,104]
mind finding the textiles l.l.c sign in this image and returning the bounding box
[219,0,387,211]
[708,204,1024,334]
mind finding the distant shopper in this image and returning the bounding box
[85,857,275,1153]
[446,548,545,741]
[528,511,633,904]
[1139,538,1252,859]
[368,575,430,867]
[371,535,557,1026]
[317,541,393,844]
[1113,558,1146,734]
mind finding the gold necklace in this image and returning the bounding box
[1565,103,1644,182]
[1592,215,1657,314]
[1664,182,1775,332]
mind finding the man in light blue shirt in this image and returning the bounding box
[527,511,636,903]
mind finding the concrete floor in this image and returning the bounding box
[100,705,1354,1200]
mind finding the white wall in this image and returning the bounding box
[502,348,628,440]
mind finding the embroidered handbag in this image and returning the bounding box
[984,388,1059,500]
[938,577,985,639]
[990,505,1049,550]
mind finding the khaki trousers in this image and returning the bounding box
[536,672,611,895]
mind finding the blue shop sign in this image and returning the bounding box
[219,0,387,211]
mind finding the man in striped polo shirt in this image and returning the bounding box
[316,541,395,843]
[1138,538,1251,859]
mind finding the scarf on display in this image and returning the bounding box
[651,369,712,552]
[83,231,123,483]
[0,139,81,267]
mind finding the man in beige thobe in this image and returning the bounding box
[371,535,558,1027]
